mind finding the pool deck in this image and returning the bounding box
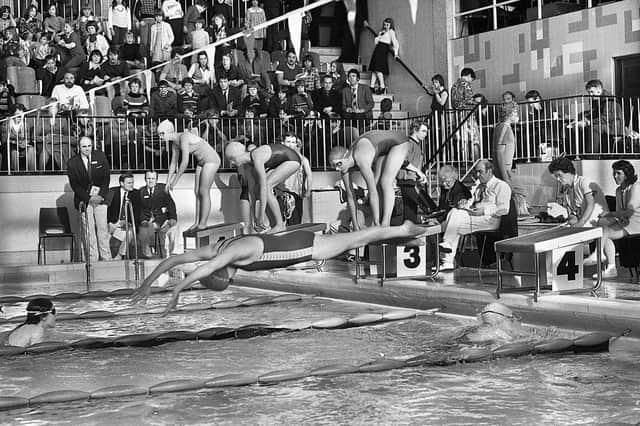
[232,259,640,337]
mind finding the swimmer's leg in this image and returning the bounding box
[187,165,203,232]
[311,221,427,260]
[196,161,220,230]
[379,142,409,226]
[265,160,299,233]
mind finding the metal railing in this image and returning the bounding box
[123,196,140,286]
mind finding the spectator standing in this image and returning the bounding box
[134,0,157,50]
[276,49,302,95]
[107,0,131,47]
[107,173,141,259]
[450,67,478,161]
[150,79,178,119]
[492,92,519,187]
[427,74,448,113]
[396,120,431,223]
[150,8,174,65]
[57,22,85,72]
[368,17,399,95]
[211,0,232,28]
[119,30,145,69]
[0,6,15,33]
[75,5,100,43]
[138,170,177,258]
[184,0,205,40]
[189,18,209,51]
[162,0,184,46]
[0,80,15,117]
[19,6,42,37]
[450,67,476,110]
[210,13,231,66]
[245,0,266,50]
[67,136,112,261]
[277,133,312,225]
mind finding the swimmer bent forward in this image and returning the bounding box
[131,222,428,314]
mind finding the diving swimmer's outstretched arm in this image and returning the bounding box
[130,245,218,304]
[161,249,239,315]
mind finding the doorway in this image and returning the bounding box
[614,54,640,130]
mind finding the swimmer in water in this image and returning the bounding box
[6,298,57,347]
[451,302,556,346]
[225,141,301,233]
[329,127,417,229]
[131,221,429,314]
[158,120,221,232]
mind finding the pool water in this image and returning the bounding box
[1,285,638,425]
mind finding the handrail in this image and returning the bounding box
[362,21,428,93]
[424,105,481,165]
[78,201,91,290]
[123,198,141,286]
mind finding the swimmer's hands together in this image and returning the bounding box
[130,280,152,305]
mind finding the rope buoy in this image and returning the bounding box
[90,385,148,399]
[205,374,258,387]
[271,294,302,303]
[180,303,213,311]
[533,338,574,354]
[211,300,243,309]
[311,317,348,329]
[149,380,206,394]
[70,337,114,349]
[78,310,115,319]
[359,359,406,373]
[258,368,310,384]
[241,296,275,306]
[112,333,161,347]
[347,313,384,326]
[0,397,29,410]
[0,346,25,356]
[381,310,418,321]
[29,390,90,405]
[310,364,360,376]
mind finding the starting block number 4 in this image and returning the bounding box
[546,243,583,291]
[369,243,428,278]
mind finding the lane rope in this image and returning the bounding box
[0,331,618,412]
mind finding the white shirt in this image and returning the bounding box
[51,84,90,110]
[470,175,511,217]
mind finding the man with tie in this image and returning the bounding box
[438,160,511,270]
[107,173,141,259]
[341,68,374,130]
[137,170,178,258]
[67,136,112,261]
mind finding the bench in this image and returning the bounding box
[182,223,245,251]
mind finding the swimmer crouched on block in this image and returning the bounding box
[131,222,429,314]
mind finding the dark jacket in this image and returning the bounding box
[67,150,111,209]
[107,187,142,225]
[438,180,472,213]
[210,85,242,114]
[313,87,341,117]
[138,183,177,226]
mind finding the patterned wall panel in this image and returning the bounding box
[451,0,640,102]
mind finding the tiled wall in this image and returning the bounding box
[451,0,640,102]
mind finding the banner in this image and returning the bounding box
[288,11,304,58]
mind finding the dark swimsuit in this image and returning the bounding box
[259,144,301,171]
[218,231,315,271]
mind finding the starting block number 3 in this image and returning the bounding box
[547,244,583,291]
[396,245,427,277]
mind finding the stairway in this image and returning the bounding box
[308,46,409,119]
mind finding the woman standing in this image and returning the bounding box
[150,8,174,65]
[368,17,398,95]
[245,0,266,51]
[210,14,230,66]
[107,0,131,46]
[492,93,519,187]
[428,74,449,113]
[162,0,184,46]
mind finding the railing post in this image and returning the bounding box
[537,0,543,20]
[492,0,498,30]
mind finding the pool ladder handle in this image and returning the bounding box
[78,201,91,291]
[353,235,440,286]
[496,237,602,302]
[123,198,141,286]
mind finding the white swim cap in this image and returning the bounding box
[480,302,514,319]
[157,120,175,135]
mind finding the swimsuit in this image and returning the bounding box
[220,231,315,271]
[355,130,407,164]
[259,144,300,171]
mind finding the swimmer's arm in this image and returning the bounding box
[300,155,312,197]
[131,248,215,304]
[172,139,191,188]
[359,163,380,226]
[251,148,270,223]
[166,143,180,191]
[575,191,595,227]
[342,173,360,230]
[162,250,237,315]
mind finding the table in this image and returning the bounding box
[495,226,603,302]
[354,223,442,285]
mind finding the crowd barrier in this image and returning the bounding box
[0,329,618,412]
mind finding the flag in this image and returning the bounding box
[288,10,304,59]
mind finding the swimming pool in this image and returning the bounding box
[0,284,637,425]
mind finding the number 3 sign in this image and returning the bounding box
[546,244,584,291]
[396,245,427,277]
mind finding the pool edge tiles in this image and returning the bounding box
[232,265,640,337]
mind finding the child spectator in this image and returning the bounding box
[0,6,16,33]
[190,18,208,51]
[184,0,206,43]
[19,6,42,38]
[290,79,314,118]
[299,53,320,92]
[161,0,184,46]
[119,30,145,69]
[245,0,266,50]
[31,33,52,69]
[150,8,174,65]
[123,77,149,118]
[241,81,267,117]
[150,79,177,120]
[43,4,64,39]
[75,5,99,43]
[85,21,109,57]
[177,77,199,116]
[209,13,230,66]
[107,0,131,46]
[38,54,63,97]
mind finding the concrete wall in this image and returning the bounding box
[0,172,345,265]
[450,0,640,102]
[359,0,448,116]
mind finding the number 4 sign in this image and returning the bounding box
[546,244,584,291]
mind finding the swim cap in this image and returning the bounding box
[480,302,514,319]
[157,120,175,135]
[224,141,246,159]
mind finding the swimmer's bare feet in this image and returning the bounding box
[185,223,198,233]
[268,224,287,234]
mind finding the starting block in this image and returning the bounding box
[275,222,328,271]
[354,223,442,285]
[183,222,244,251]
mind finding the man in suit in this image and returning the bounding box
[314,74,342,119]
[206,75,242,140]
[67,136,112,261]
[341,68,374,131]
[107,172,141,259]
[137,170,178,258]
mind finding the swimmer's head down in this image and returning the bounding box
[224,141,249,166]
[157,120,175,139]
[25,298,56,327]
[479,302,517,325]
[200,269,233,291]
[328,146,352,173]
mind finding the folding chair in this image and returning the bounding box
[38,207,75,264]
